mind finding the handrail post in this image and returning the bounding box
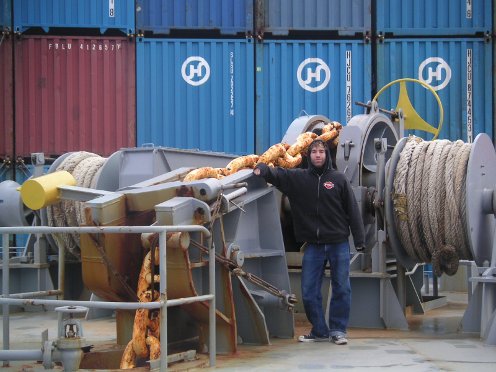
[58,238,65,300]
[2,233,10,367]
[159,230,167,372]
[209,241,216,366]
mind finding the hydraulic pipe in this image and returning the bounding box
[0,350,43,361]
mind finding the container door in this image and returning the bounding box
[0,36,13,181]
[257,0,372,37]
[14,36,136,158]
[137,37,255,155]
[136,0,253,36]
[256,40,372,153]
[0,0,12,31]
[376,0,492,36]
[13,0,135,34]
[376,38,492,142]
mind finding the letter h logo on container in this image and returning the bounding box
[182,56,211,86]
[297,58,331,92]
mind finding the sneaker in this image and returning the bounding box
[298,333,329,343]
[331,335,348,345]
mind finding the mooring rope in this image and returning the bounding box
[406,140,429,262]
[392,137,473,276]
[393,138,419,261]
[46,151,106,259]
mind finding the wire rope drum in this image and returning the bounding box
[386,133,496,276]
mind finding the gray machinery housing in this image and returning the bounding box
[2,101,496,359]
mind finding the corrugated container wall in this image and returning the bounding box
[256,40,372,153]
[13,0,135,34]
[376,0,492,36]
[14,36,136,158]
[257,0,372,36]
[376,38,492,142]
[136,0,254,35]
[1,0,12,30]
[0,36,14,178]
[137,38,255,155]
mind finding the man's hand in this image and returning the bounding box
[355,245,365,253]
[253,168,261,176]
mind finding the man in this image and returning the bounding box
[253,139,364,345]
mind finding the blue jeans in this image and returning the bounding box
[301,242,351,337]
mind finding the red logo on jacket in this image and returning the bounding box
[323,181,334,190]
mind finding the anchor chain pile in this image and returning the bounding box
[181,121,342,181]
[120,232,188,368]
[392,136,473,276]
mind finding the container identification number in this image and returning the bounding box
[109,0,115,18]
[48,43,122,52]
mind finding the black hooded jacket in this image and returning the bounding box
[255,143,365,246]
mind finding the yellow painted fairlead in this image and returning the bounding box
[21,171,76,210]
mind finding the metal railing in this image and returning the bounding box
[0,225,215,371]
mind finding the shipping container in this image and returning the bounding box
[256,40,371,153]
[15,162,50,184]
[0,35,13,167]
[376,38,492,142]
[257,0,372,37]
[0,166,14,182]
[137,38,255,155]
[376,0,492,36]
[1,0,12,30]
[136,0,253,36]
[13,0,135,34]
[14,35,136,158]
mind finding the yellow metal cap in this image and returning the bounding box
[21,171,76,210]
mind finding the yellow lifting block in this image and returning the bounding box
[20,171,76,210]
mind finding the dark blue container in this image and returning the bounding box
[13,0,135,34]
[376,38,493,142]
[137,38,255,155]
[257,0,372,36]
[136,0,254,36]
[1,0,12,30]
[0,166,13,182]
[256,40,372,153]
[377,0,492,36]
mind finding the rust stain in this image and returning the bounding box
[176,185,194,197]
[193,207,206,225]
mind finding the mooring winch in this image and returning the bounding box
[1,78,496,371]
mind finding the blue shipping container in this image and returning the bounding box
[258,0,371,36]
[377,0,492,36]
[0,166,13,182]
[136,0,253,35]
[13,0,135,34]
[137,38,255,155]
[256,40,372,153]
[376,38,492,142]
[1,0,12,30]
